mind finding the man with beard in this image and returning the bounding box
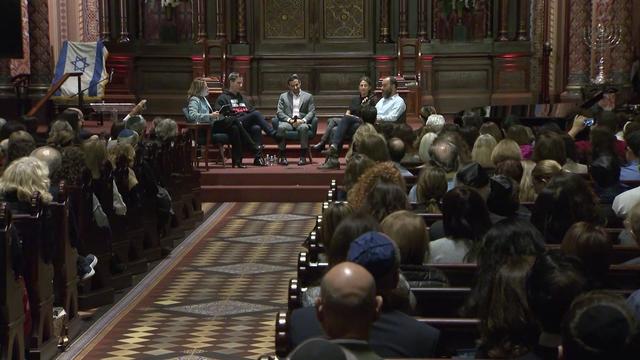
[214,72,279,166]
[375,76,406,123]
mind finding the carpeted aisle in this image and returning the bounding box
[59,202,319,360]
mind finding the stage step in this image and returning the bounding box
[198,156,345,202]
[201,185,331,202]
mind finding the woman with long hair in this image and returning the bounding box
[186,78,258,168]
[317,76,378,169]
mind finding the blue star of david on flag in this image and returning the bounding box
[70,55,90,72]
[53,41,108,98]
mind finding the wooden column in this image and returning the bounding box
[417,0,428,42]
[216,0,227,40]
[563,0,590,99]
[378,0,391,43]
[485,0,492,38]
[118,0,130,42]
[399,0,409,38]
[99,0,110,41]
[517,0,529,40]
[497,0,509,41]
[236,0,248,44]
[196,0,207,42]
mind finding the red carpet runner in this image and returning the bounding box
[59,202,319,359]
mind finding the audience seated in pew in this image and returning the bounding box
[410,165,447,212]
[290,232,440,358]
[289,262,384,359]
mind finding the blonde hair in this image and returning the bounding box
[0,156,52,204]
[491,139,522,165]
[187,78,208,98]
[519,160,537,202]
[418,132,437,163]
[345,123,377,162]
[381,210,429,265]
[532,159,563,194]
[472,134,498,169]
[82,136,108,179]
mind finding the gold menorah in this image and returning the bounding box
[583,23,622,85]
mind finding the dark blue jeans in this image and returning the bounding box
[331,115,362,149]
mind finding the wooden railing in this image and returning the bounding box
[27,72,83,117]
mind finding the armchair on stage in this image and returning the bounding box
[271,116,318,163]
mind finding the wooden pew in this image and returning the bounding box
[0,203,26,360]
[274,310,479,358]
[68,183,115,310]
[91,164,134,290]
[113,155,149,275]
[49,183,81,341]
[12,193,58,359]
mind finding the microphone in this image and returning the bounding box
[109,68,114,83]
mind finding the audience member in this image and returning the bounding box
[288,338,350,360]
[525,253,587,360]
[486,175,524,219]
[347,162,405,211]
[327,213,381,267]
[357,134,390,163]
[562,291,638,360]
[612,181,640,218]
[479,121,503,142]
[531,159,563,195]
[424,114,445,134]
[361,181,409,222]
[476,258,537,359]
[620,130,640,181]
[321,202,353,253]
[47,120,75,148]
[7,130,36,165]
[531,173,602,244]
[620,202,640,263]
[417,132,437,164]
[428,138,458,189]
[491,139,522,166]
[463,218,544,316]
[412,166,447,212]
[313,262,383,359]
[494,159,524,183]
[532,132,566,165]
[345,123,378,163]
[519,160,537,202]
[290,234,441,359]
[507,124,533,159]
[387,137,412,177]
[427,187,491,264]
[459,126,480,150]
[561,222,612,288]
[590,154,629,203]
[455,162,491,200]
[471,134,497,171]
[381,211,448,288]
[342,153,375,196]
[561,133,589,174]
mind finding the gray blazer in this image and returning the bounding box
[276,90,316,124]
[186,96,214,123]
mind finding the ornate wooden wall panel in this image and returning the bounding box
[256,0,312,53]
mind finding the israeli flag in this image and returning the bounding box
[52,40,109,98]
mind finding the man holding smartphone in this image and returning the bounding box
[275,74,316,166]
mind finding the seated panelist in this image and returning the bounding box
[214,72,278,166]
[275,74,317,166]
[185,78,256,168]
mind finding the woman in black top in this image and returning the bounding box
[313,76,377,169]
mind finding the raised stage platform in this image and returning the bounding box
[78,114,423,203]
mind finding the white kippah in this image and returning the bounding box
[426,114,445,126]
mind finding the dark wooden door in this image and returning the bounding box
[255,0,374,55]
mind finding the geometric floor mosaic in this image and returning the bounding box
[76,202,320,359]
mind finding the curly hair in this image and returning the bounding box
[0,156,52,204]
[108,142,135,168]
[154,118,178,143]
[347,161,406,211]
[47,120,75,148]
[51,146,86,186]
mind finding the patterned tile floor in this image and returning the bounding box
[71,202,319,359]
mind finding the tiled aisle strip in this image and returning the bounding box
[60,202,319,360]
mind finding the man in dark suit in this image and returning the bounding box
[276,74,316,166]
